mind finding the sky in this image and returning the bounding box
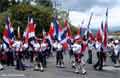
[53,0,120,30]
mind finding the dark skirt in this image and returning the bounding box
[56,51,63,60]
[74,53,83,63]
[36,52,43,62]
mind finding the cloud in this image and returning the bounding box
[57,0,118,11]
[69,6,120,29]
[53,0,120,29]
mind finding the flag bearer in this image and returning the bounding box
[113,40,120,66]
[67,39,75,68]
[13,39,25,70]
[72,40,86,74]
[93,41,104,70]
[33,42,44,72]
[56,41,64,68]
[87,40,94,64]
[41,40,48,68]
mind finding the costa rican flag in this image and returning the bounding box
[48,22,55,38]
[64,20,72,40]
[104,8,108,48]
[28,18,36,38]
[23,17,36,43]
[53,17,59,40]
[3,16,14,48]
[96,21,104,43]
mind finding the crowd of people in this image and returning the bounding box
[0,37,120,75]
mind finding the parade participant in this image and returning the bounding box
[8,47,14,66]
[4,47,9,66]
[72,40,86,74]
[41,40,48,68]
[6,47,10,66]
[33,41,44,71]
[55,40,64,68]
[107,40,116,64]
[52,40,58,54]
[1,43,7,65]
[13,39,25,70]
[67,39,75,68]
[46,38,52,57]
[28,40,34,63]
[0,44,3,70]
[22,43,29,60]
[113,40,120,66]
[93,41,104,70]
[87,40,94,64]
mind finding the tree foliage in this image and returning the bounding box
[0,0,77,39]
[0,4,54,37]
[0,0,19,12]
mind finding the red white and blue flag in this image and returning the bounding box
[104,8,108,48]
[23,17,36,43]
[3,16,14,47]
[53,17,59,40]
[96,21,104,43]
[64,20,73,40]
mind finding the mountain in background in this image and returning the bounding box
[90,26,120,34]
[109,26,120,32]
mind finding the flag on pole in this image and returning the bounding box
[3,16,14,47]
[64,20,72,39]
[23,17,36,43]
[84,12,93,40]
[96,21,103,43]
[89,30,95,41]
[3,27,11,47]
[60,27,68,49]
[74,20,84,40]
[48,22,55,38]
[6,16,14,40]
[23,25,29,43]
[104,8,108,48]
[53,17,59,40]
[28,18,36,39]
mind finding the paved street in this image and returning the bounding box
[0,54,120,78]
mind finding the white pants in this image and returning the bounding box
[75,56,86,73]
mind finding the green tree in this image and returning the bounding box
[0,0,20,12]
[0,0,9,12]
[10,4,53,36]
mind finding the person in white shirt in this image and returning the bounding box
[72,40,86,74]
[94,41,104,70]
[33,41,44,72]
[41,40,48,68]
[67,40,75,68]
[22,43,29,59]
[55,40,64,68]
[13,40,25,70]
[87,40,94,64]
[113,40,120,66]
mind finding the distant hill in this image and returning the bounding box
[90,29,97,34]
[90,26,120,34]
